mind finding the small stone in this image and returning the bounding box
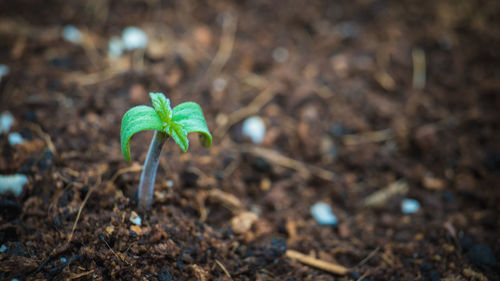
[242,116,266,144]
[268,237,287,259]
[310,202,338,226]
[0,65,9,81]
[0,111,14,134]
[0,174,28,197]
[129,211,142,226]
[467,243,496,268]
[272,47,289,63]
[212,77,227,92]
[105,225,115,235]
[62,25,82,44]
[260,178,271,191]
[8,132,24,145]
[122,26,148,50]
[402,198,420,214]
[193,26,212,47]
[108,36,124,57]
[423,176,445,190]
[130,225,143,235]
[231,211,258,234]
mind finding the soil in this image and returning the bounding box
[1,0,499,280]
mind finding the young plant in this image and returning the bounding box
[120,93,212,210]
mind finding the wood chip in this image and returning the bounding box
[208,189,244,212]
[237,145,336,182]
[286,250,349,275]
[423,176,445,190]
[363,180,408,208]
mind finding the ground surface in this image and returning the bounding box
[0,0,499,280]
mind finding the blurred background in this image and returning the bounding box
[0,0,499,280]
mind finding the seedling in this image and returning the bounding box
[120,93,212,210]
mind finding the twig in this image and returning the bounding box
[412,48,426,89]
[221,155,240,178]
[356,272,370,281]
[379,252,395,267]
[101,236,130,265]
[215,84,277,139]
[68,175,102,243]
[362,180,408,208]
[341,128,394,146]
[69,270,94,280]
[206,12,237,79]
[63,68,126,86]
[215,259,231,278]
[237,145,336,182]
[190,12,237,97]
[357,247,380,266]
[27,122,57,156]
[107,163,143,187]
[286,250,349,275]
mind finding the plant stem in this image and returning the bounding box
[138,131,168,210]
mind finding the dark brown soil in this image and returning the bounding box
[1,0,499,280]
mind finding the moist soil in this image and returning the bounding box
[1,0,499,280]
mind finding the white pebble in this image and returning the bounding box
[0,174,28,197]
[166,179,174,187]
[0,64,9,81]
[310,202,338,226]
[122,27,148,50]
[0,244,7,253]
[0,111,14,134]
[62,25,83,44]
[402,198,420,214]
[8,132,24,145]
[212,77,227,92]
[242,116,266,144]
[129,213,142,226]
[108,36,124,57]
[272,47,289,63]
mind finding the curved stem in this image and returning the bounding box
[137,131,168,210]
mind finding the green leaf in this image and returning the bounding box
[149,92,172,125]
[120,105,163,162]
[172,102,213,148]
[168,123,189,152]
